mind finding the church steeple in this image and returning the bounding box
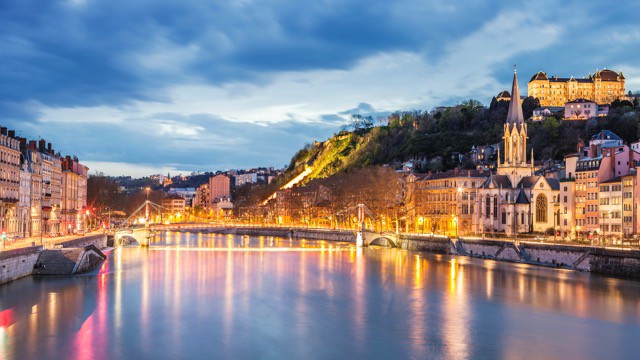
[506,65,524,125]
[498,66,532,185]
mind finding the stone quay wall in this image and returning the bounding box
[589,248,640,278]
[173,225,640,279]
[0,234,108,286]
[397,235,454,254]
[0,246,43,285]
[57,234,107,249]
[232,227,355,242]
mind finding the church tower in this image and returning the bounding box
[498,66,533,185]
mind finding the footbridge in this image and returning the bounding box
[114,227,152,246]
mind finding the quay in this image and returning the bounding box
[0,233,107,285]
[152,223,640,279]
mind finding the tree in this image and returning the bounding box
[87,174,125,211]
[521,97,540,120]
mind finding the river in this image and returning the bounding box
[1,232,639,359]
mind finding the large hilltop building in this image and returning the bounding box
[528,68,626,107]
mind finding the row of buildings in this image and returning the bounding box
[0,128,88,238]
[158,168,283,221]
[407,71,640,241]
[260,69,640,242]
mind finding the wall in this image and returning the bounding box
[589,248,640,278]
[397,235,453,254]
[0,246,42,285]
[58,234,107,249]
[180,225,640,279]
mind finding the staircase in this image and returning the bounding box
[33,249,83,275]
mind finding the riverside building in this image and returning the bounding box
[0,126,88,238]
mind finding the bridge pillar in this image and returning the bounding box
[356,232,364,247]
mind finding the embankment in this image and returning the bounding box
[1,234,108,285]
[203,226,640,279]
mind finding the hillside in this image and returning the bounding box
[234,98,640,209]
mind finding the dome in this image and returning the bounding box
[497,90,511,98]
[529,71,548,82]
[598,69,618,81]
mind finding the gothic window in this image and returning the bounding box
[485,195,490,219]
[493,195,498,219]
[536,194,548,223]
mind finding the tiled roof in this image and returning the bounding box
[546,178,560,191]
[591,130,622,141]
[482,174,512,189]
[517,176,540,189]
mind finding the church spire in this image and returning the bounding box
[506,65,524,125]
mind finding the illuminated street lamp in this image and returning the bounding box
[453,214,459,239]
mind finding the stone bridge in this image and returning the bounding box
[362,231,398,247]
[115,227,151,246]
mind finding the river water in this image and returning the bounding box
[1,232,640,359]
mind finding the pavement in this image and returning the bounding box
[1,230,105,251]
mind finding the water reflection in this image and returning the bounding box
[0,232,639,359]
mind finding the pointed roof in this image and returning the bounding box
[507,66,524,125]
[515,189,530,204]
[481,174,512,189]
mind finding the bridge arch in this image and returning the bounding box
[361,231,398,248]
[367,236,397,247]
[115,227,151,247]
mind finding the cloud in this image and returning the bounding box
[1,0,639,176]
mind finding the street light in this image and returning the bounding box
[452,214,459,239]
[456,187,463,237]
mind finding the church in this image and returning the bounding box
[473,68,560,236]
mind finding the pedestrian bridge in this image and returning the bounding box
[114,227,151,246]
[361,230,398,247]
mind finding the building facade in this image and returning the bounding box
[528,69,626,107]
[475,69,560,236]
[209,174,231,204]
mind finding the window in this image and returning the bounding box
[536,194,548,223]
[493,195,498,219]
[502,212,507,224]
[485,195,490,219]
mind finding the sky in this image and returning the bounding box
[2,0,639,177]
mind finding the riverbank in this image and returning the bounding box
[0,234,107,285]
[193,226,640,279]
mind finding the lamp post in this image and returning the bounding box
[554,203,560,242]
[456,187,463,238]
[454,215,459,239]
[145,187,151,224]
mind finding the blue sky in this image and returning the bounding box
[2,0,639,177]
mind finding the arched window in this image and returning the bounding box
[485,195,490,218]
[493,195,498,219]
[536,194,547,223]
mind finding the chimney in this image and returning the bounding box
[47,143,52,152]
[589,144,597,158]
[29,140,37,151]
[8,130,15,138]
[0,127,7,135]
[577,139,584,152]
[19,138,27,150]
[39,139,46,152]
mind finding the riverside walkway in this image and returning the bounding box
[1,230,106,251]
